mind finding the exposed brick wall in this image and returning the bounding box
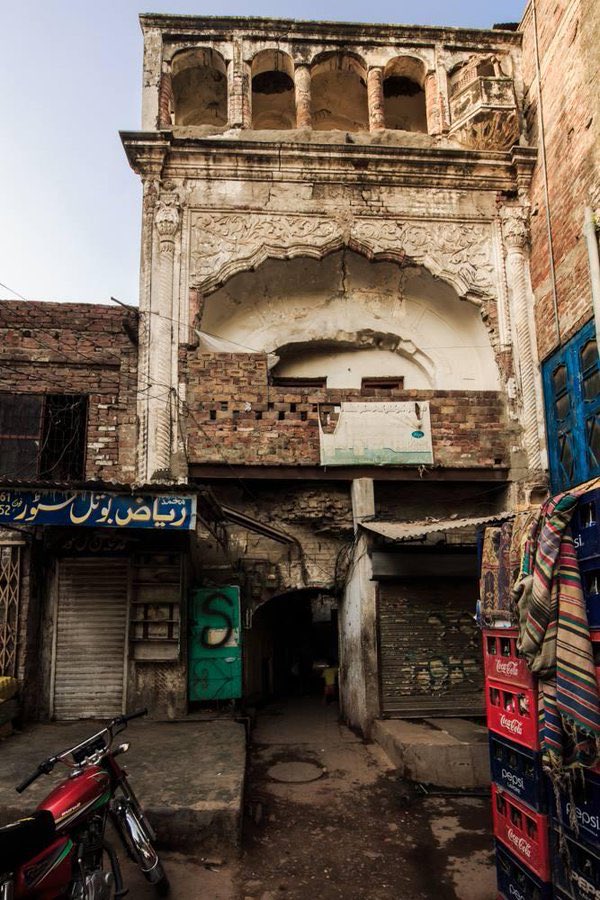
[520,0,599,359]
[181,351,512,469]
[0,301,138,482]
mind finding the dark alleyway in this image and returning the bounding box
[236,697,496,900]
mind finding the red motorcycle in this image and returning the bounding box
[0,709,169,899]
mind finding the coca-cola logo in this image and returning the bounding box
[495,660,519,677]
[507,828,532,857]
[508,885,525,900]
[500,715,523,735]
[566,803,600,833]
[501,769,524,791]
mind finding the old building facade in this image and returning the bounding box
[120,14,547,733]
[519,0,600,495]
[0,302,200,722]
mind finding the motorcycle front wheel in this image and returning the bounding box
[111,799,170,896]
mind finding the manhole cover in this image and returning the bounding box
[267,761,325,783]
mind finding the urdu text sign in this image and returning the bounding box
[0,489,196,530]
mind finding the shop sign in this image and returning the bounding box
[0,489,196,530]
[319,401,433,466]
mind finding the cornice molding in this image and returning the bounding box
[121,131,536,192]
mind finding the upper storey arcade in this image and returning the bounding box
[140,15,526,152]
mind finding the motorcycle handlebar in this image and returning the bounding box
[14,709,147,793]
[111,707,148,728]
[16,760,55,794]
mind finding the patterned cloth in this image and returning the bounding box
[516,493,600,773]
[480,521,515,624]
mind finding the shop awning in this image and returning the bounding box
[360,512,513,542]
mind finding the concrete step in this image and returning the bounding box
[0,719,247,852]
[372,717,490,789]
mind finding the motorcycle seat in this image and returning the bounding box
[0,810,56,873]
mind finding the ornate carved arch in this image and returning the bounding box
[188,210,497,305]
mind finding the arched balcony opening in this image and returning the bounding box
[383,57,427,132]
[172,48,228,126]
[310,52,369,132]
[251,50,296,129]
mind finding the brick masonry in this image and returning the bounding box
[0,301,138,482]
[181,351,512,470]
[521,0,599,360]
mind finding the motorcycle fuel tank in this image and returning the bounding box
[15,836,73,899]
[38,766,111,831]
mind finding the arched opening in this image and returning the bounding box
[245,589,339,703]
[251,50,296,129]
[383,57,427,132]
[200,251,501,392]
[172,47,228,126]
[310,52,369,132]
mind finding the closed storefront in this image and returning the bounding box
[378,578,484,717]
[52,558,129,719]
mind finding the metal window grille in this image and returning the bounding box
[0,393,87,481]
[0,544,20,676]
[40,395,87,481]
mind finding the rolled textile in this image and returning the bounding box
[480,520,515,624]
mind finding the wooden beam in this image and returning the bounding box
[189,464,510,483]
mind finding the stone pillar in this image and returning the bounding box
[147,194,180,479]
[500,206,543,472]
[295,65,312,128]
[424,71,444,135]
[229,39,251,128]
[367,67,386,132]
[158,65,174,128]
[339,479,379,736]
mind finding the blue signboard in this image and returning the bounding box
[0,489,196,531]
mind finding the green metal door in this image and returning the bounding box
[188,586,242,701]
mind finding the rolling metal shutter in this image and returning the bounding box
[378,579,484,717]
[53,559,128,720]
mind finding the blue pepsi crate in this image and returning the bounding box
[547,768,600,850]
[578,557,600,628]
[572,490,600,562]
[490,733,547,811]
[551,826,600,899]
[496,841,553,900]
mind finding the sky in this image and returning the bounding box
[0,0,526,306]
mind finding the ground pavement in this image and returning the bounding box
[234,697,496,900]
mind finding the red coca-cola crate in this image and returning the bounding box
[492,784,550,881]
[486,679,539,750]
[483,628,534,689]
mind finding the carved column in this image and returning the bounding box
[229,39,251,128]
[500,206,543,472]
[148,194,180,478]
[295,65,312,128]
[424,71,445,135]
[367,67,385,132]
[158,64,174,128]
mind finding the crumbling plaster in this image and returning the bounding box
[201,253,501,391]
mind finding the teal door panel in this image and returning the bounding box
[189,587,242,701]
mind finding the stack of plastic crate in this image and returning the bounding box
[483,628,552,899]
[549,492,600,898]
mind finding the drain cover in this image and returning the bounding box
[268,761,325,783]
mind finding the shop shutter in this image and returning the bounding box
[53,559,128,720]
[378,580,484,717]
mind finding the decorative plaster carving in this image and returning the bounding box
[452,109,519,151]
[499,204,530,252]
[155,193,181,247]
[351,218,496,299]
[188,210,497,302]
[189,212,343,292]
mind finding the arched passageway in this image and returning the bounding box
[245,589,339,703]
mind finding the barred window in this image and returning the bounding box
[0,394,87,481]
